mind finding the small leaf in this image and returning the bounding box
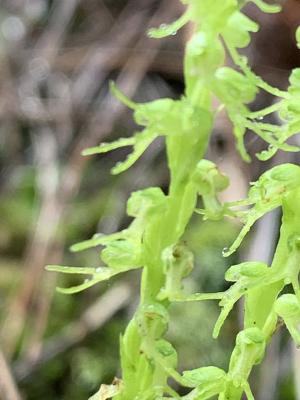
[222,11,259,49]
[222,211,264,257]
[182,366,226,388]
[71,232,126,252]
[250,0,281,13]
[127,187,166,217]
[56,277,104,294]
[155,339,178,369]
[101,240,141,269]
[109,81,137,109]
[274,294,300,319]
[148,11,189,38]
[46,265,98,274]
[111,134,155,175]
[82,137,135,156]
[225,262,268,282]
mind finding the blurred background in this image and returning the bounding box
[1,0,300,399]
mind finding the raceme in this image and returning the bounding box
[46,1,300,399]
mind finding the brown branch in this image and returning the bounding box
[0,348,22,400]
[13,283,132,382]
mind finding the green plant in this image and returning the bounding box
[47,1,300,399]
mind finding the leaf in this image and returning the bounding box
[214,67,258,104]
[274,294,300,346]
[47,263,137,294]
[222,11,259,49]
[82,129,157,175]
[111,131,156,175]
[224,164,300,256]
[191,159,229,195]
[274,294,300,319]
[101,240,141,269]
[250,0,281,13]
[126,187,166,217]
[45,265,98,274]
[82,137,135,156]
[155,339,178,369]
[56,277,106,294]
[225,262,269,282]
[71,232,126,252]
[182,366,226,388]
[148,11,189,38]
[137,303,169,338]
[109,81,137,110]
[222,209,265,257]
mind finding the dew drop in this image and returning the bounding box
[84,278,90,283]
[96,267,102,273]
[222,247,229,256]
[159,23,167,29]
[171,30,177,36]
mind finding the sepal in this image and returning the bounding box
[274,294,300,346]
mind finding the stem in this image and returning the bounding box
[249,101,282,119]
[223,189,300,400]
[246,189,300,330]
[116,90,213,399]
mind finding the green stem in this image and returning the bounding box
[116,90,213,399]
[223,189,300,400]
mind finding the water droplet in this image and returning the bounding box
[2,16,25,41]
[222,247,229,256]
[257,116,263,121]
[84,278,90,283]
[96,267,102,273]
[159,23,167,29]
[171,30,177,36]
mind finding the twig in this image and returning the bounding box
[13,283,132,382]
[0,348,22,400]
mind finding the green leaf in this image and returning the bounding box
[224,164,300,256]
[225,262,269,282]
[109,81,137,110]
[71,232,126,252]
[214,67,258,104]
[250,0,281,13]
[136,303,169,339]
[222,11,259,49]
[82,137,135,156]
[101,240,142,269]
[182,366,226,388]
[126,187,166,217]
[111,131,156,175]
[148,11,189,38]
[274,294,300,319]
[56,277,105,294]
[155,339,178,369]
[45,265,98,274]
[50,263,137,294]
